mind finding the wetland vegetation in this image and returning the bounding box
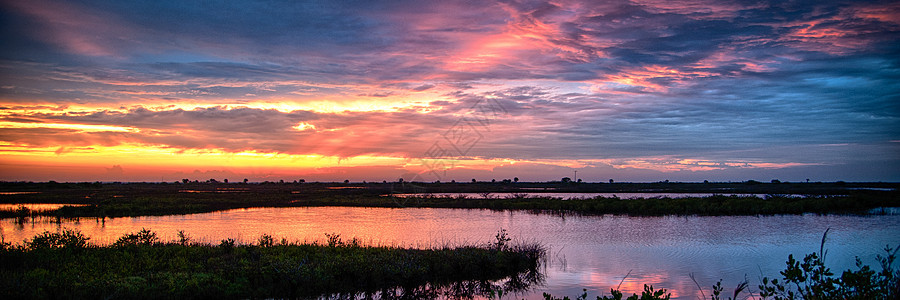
[0,228,544,299]
[0,181,896,220]
[3,227,897,299]
[2,181,898,299]
[541,231,900,300]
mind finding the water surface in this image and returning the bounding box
[2,207,898,299]
[389,192,802,199]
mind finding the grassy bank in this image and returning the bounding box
[1,182,897,219]
[0,229,544,299]
[292,193,899,216]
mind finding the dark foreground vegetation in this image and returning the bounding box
[0,181,897,219]
[543,231,900,300]
[0,229,544,299]
[3,228,896,300]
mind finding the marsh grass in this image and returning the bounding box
[296,193,898,217]
[1,182,896,219]
[0,228,545,299]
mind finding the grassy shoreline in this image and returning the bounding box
[541,231,900,300]
[1,182,897,219]
[293,193,898,216]
[4,228,897,299]
[0,229,544,299]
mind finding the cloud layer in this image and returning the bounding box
[1,0,898,181]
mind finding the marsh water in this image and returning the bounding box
[389,192,801,199]
[3,207,899,299]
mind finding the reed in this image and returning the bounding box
[0,228,545,299]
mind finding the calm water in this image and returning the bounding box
[2,207,898,299]
[389,192,796,199]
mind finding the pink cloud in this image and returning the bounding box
[631,0,760,19]
[3,0,135,57]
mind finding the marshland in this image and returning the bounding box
[1,181,898,299]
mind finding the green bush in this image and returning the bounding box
[759,245,899,299]
[257,234,274,247]
[112,228,159,247]
[25,229,90,249]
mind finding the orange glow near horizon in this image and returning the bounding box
[0,94,445,115]
[0,143,403,169]
[0,134,817,182]
[2,0,893,183]
[0,121,139,132]
[0,96,829,182]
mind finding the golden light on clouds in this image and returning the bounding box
[1,0,896,182]
[0,121,138,133]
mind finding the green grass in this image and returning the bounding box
[0,229,545,299]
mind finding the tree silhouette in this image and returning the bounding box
[514,177,519,183]
[561,177,571,183]
[609,179,614,184]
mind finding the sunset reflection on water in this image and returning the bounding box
[2,207,899,299]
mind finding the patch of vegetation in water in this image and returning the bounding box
[0,229,545,299]
[0,182,897,219]
[305,193,900,216]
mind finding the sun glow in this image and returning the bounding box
[293,122,316,131]
[0,121,139,132]
[0,144,408,168]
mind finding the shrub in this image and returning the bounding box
[176,230,191,245]
[113,228,159,247]
[325,233,342,247]
[493,229,512,251]
[759,229,899,300]
[258,234,274,247]
[219,238,236,248]
[25,229,89,249]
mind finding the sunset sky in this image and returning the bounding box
[1,0,898,183]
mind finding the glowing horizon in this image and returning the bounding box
[1,0,898,182]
